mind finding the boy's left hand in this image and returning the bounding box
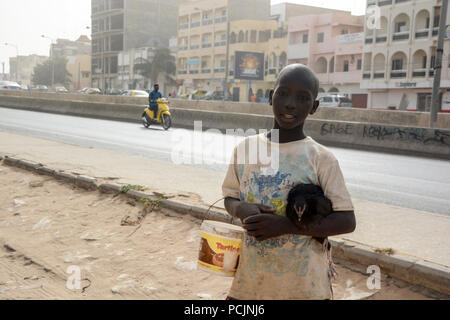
[243,214,298,241]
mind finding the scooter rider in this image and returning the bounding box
[148,84,162,121]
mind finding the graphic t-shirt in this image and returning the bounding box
[222,133,354,300]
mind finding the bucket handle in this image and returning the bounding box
[204,197,225,221]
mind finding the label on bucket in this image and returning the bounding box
[198,232,241,277]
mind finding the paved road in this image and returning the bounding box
[0,106,449,216]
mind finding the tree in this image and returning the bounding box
[31,56,72,87]
[134,47,176,87]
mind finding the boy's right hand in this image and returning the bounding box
[234,202,276,221]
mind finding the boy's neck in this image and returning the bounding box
[268,123,307,143]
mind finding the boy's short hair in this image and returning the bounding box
[275,64,320,99]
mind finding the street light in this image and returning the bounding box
[41,35,55,88]
[4,42,19,83]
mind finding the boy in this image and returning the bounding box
[222,64,356,300]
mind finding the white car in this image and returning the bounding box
[122,90,149,97]
[319,95,353,108]
[0,81,22,91]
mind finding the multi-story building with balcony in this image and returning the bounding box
[91,0,183,90]
[288,12,367,106]
[176,0,272,100]
[361,0,450,111]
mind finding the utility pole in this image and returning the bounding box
[224,0,231,101]
[430,0,448,128]
[2,62,5,80]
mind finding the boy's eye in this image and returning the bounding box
[297,95,311,102]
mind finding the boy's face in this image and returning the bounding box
[269,71,319,130]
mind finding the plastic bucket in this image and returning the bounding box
[197,220,244,277]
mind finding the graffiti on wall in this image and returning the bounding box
[319,122,450,147]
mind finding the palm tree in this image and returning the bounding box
[134,47,176,88]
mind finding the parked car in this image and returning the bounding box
[55,86,69,93]
[318,95,353,108]
[199,90,232,101]
[32,85,49,92]
[78,87,89,94]
[122,90,149,97]
[107,88,124,96]
[189,90,208,100]
[0,81,22,91]
[83,88,102,95]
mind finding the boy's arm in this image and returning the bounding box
[243,210,356,241]
[225,197,276,222]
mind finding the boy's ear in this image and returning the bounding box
[310,100,320,115]
[269,90,274,105]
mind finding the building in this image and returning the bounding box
[176,0,275,100]
[227,19,288,102]
[91,0,183,90]
[9,55,48,86]
[288,12,366,106]
[66,54,92,91]
[361,0,450,111]
[51,36,91,57]
[118,44,177,93]
[271,2,348,22]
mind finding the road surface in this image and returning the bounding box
[0,106,449,216]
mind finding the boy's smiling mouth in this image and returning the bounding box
[281,114,297,120]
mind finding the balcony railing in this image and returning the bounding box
[215,16,227,24]
[202,19,213,26]
[190,45,200,50]
[215,41,226,47]
[201,69,211,74]
[392,31,409,41]
[190,21,201,28]
[391,69,407,78]
[189,70,199,74]
[376,35,387,43]
[412,68,426,77]
[179,23,189,30]
[365,37,374,44]
[415,29,430,39]
[374,71,385,79]
[202,43,212,48]
[363,72,371,79]
[178,70,187,75]
[379,0,393,6]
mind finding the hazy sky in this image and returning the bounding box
[0,0,366,74]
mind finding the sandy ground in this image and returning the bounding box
[0,164,435,300]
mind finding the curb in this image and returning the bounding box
[1,154,449,297]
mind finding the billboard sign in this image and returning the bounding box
[234,51,264,81]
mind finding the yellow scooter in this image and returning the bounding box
[142,98,172,130]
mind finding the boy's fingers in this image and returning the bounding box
[257,205,276,213]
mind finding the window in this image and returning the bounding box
[392,59,403,70]
[344,60,349,72]
[357,59,362,70]
[341,29,348,35]
[317,32,324,43]
[323,97,333,103]
[303,33,308,43]
[395,22,407,33]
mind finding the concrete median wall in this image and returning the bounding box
[0,93,449,158]
[1,90,449,129]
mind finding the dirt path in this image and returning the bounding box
[0,164,434,300]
